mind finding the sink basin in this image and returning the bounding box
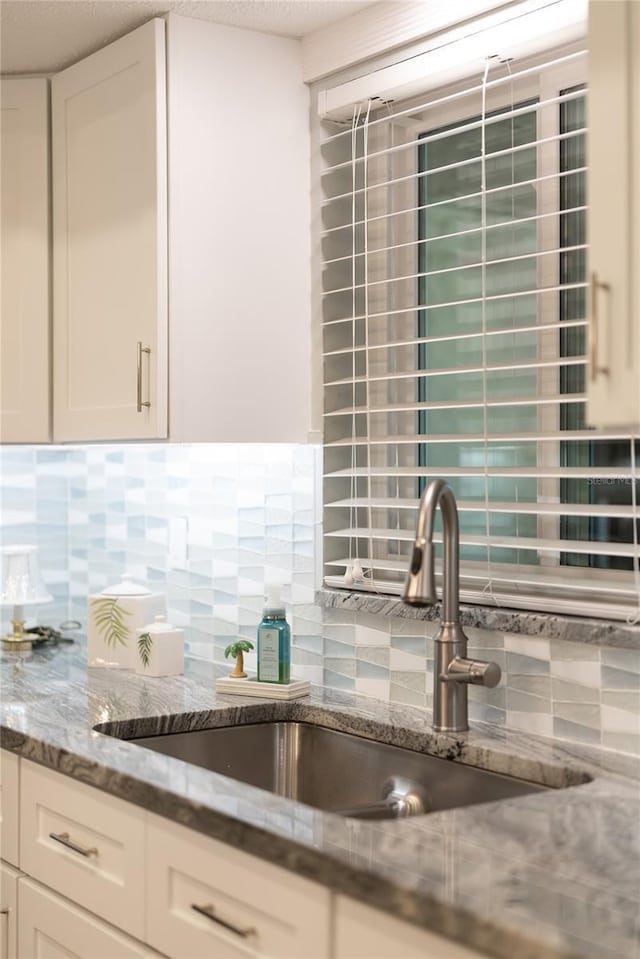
[106,721,549,819]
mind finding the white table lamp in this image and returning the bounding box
[0,545,53,650]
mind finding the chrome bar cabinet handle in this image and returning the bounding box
[136,341,151,412]
[49,831,98,858]
[191,903,257,940]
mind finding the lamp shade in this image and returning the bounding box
[0,545,53,606]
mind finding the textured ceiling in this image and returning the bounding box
[0,0,376,74]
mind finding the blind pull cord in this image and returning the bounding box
[345,102,364,588]
[480,56,499,608]
[362,98,377,591]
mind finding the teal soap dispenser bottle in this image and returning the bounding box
[257,585,291,684]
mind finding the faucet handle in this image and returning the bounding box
[443,656,501,688]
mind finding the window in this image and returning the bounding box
[319,33,640,621]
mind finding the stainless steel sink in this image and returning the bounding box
[115,721,548,819]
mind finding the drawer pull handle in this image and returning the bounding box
[49,831,98,858]
[136,341,152,412]
[191,903,257,940]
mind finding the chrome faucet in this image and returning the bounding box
[403,479,501,733]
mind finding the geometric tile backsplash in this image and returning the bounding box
[0,444,323,683]
[323,607,640,755]
[1,443,638,754]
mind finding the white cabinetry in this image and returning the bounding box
[0,78,50,443]
[335,896,492,959]
[51,13,312,444]
[18,879,164,959]
[166,14,312,443]
[16,759,330,957]
[0,863,19,959]
[20,760,146,939]
[146,813,330,958]
[0,752,20,959]
[9,757,489,959]
[52,19,168,442]
[0,750,19,868]
[587,0,640,428]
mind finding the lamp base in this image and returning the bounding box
[2,619,33,651]
[2,635,33,651]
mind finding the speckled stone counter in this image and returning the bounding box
[318,588,640,649]
[1,642,639,959]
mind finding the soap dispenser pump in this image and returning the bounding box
[257,585,290,684]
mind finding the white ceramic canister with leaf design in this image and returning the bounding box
[87,575,166,668]
[135,615,184,677]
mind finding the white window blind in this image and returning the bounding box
[319,37,640,621]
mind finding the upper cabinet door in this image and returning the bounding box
[0,78,50,443]
[587,0,640,428]
[52,19,168,441]
[165,14,313,443]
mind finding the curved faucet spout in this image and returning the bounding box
[403,479,459,625]
[403,479,501,732]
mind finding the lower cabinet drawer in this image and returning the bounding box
[146,813,331,959]
[335,896,492,959]
[19,759,145,939]
[18,878,165,959]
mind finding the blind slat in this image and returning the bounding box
[323,319,587,351]
[325,498,639,519]
[326,356,585,388]
[325,394,587,417]
[324,429,628,446]
[326,527,638,558]
[324,561,633,592]
[325,465,630,479]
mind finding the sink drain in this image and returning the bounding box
[337,777,430,820]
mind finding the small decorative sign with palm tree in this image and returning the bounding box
[224,640,254,678]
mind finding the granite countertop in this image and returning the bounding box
[318,589,640,649]
[1,641,639,959]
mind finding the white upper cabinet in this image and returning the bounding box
[587,0,640,428]
[52,19,168,442]
[50,13,312,444]
[0,78,50,443]
[166,14,312,443]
